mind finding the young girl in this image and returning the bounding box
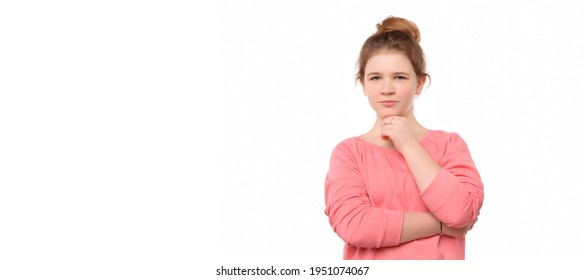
[324,16,484,260]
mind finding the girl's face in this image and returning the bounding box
[361,51,425,120]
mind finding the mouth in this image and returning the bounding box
[379,100,397,107]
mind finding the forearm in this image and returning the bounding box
[399,212,441,244]
[400,142,441,193]
[400,144,478,227]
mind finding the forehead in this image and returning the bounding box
[364,51,415,73]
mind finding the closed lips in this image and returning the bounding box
[379,100,397,106]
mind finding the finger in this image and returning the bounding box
[380,122,392,140]
[382,116,403,125]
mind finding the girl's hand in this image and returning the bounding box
[380,116,417,152]
[442,215,479,238]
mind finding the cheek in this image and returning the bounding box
[399,84,418,97]
[363,83,379,95]
[362,85,371,96]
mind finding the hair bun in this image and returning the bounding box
[375,16,421,44]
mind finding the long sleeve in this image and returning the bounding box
[324,141,403,248]
[420,133,484,227]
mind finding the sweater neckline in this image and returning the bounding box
[354,129,435,153]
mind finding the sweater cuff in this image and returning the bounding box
[383,210,404,247]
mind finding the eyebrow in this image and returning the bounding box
[366,71,411,76]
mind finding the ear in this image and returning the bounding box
[415,75,427,96]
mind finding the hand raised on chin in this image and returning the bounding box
[380,116,418,153]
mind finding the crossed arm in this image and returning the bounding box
[324,132,483,248]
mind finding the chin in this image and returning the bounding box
[377,110,402,118]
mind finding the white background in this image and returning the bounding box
[1,0,583,279]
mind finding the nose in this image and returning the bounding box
[381,82,394,95]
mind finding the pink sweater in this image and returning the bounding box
[324,130,484,260]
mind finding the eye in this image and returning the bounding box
[369,76,381,81]
[395,75,407,80]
